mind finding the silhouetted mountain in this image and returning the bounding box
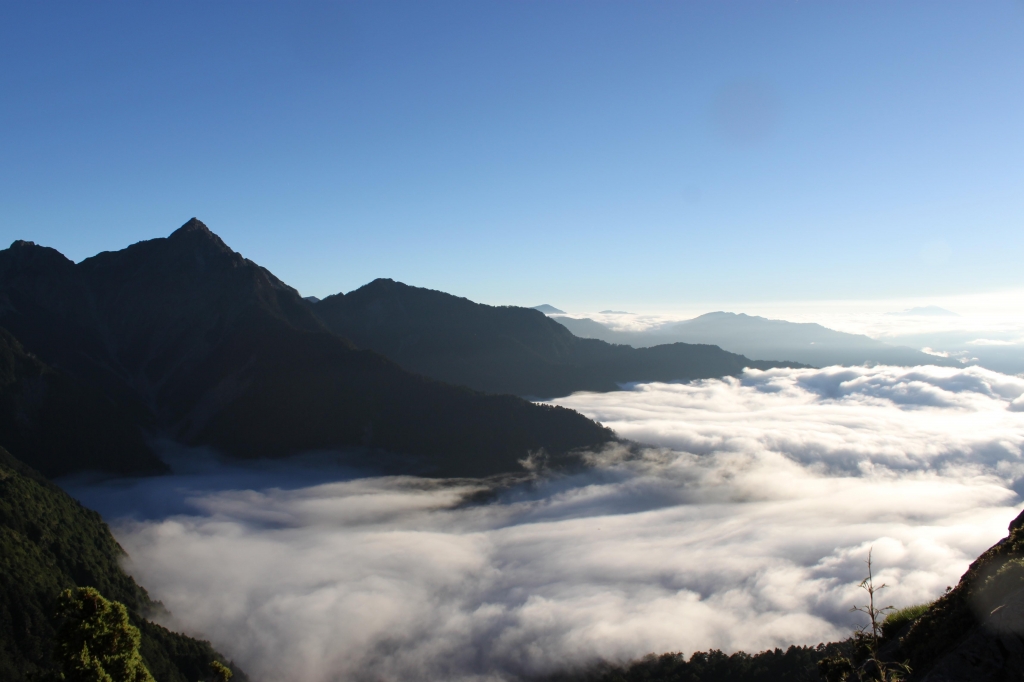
[0,446,246,682]
[533,304,565,314]
[555,312,957,369]
[0,327,166,477]
[0,220,612,477]
[311,280,803,398]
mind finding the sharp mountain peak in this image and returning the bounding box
[172,216,213,236]
[166,217,233,252]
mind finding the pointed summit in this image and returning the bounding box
[166,217,233,254]
[174,217,212,235]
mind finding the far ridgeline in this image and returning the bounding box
[553,312,955,370]
[311,278,804,399]
[0,446,245,682]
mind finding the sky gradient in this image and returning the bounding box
[1,1,1022,310]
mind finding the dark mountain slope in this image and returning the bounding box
[895,507,1024,680]
[555,312,955,369]
[312,279,800,398]
[0,327,165,477]
[0,446,244,682]
[0,220,612,477]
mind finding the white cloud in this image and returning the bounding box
[108,365,1024,682]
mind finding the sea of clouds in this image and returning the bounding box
[89,365,1024,682]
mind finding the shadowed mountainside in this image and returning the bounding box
[0,327,166,477]
[0,446,245,682]
[0,220,612,477]
[554,312,957,369]
[895,507,1024,680]
[312,279,803,398]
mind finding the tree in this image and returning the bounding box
[53,587,155,682]
[209,661,232,682]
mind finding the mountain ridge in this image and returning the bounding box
[554,311,958,369]
[312,278,805,398]
[0,220,613,478]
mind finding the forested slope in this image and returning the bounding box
[0,446,244,682]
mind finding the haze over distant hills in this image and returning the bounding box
[553,311,960,369]
[886,305,959,316]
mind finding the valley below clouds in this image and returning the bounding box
[89,365,1024,682]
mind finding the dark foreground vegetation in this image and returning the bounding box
[544,642,855,682]
[0,446,244,682]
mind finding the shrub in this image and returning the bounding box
[880,603,931,640]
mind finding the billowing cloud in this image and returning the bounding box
[102,365,1024,682]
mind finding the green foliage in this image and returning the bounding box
[53,587,155,682]
[0,447,244,682]
[209,661,232,682]
[817,656,854,682]
[880,603,931,641]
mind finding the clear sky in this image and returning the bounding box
[1,1,1022,311]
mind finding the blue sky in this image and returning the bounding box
[1,1,1022,310]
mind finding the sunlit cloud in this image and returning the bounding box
[105,365,1024,682]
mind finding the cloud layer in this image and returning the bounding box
[105,365,1024,682]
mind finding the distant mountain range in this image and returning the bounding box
[0,219,803,480]
[311,280,802,399]
[553,311,959,369]
[1,218,944,481]
[0,220,612,478]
